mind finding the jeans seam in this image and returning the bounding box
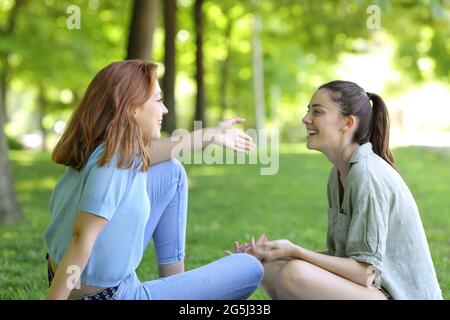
[176,171,186,261]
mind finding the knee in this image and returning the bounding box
[261,259,285,284]
[154,158,188,185]
[172,158,188,185]
[276,260,312,288]
[168,158,187,178]
[233,253,264,285]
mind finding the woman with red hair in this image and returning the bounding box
[44,60,263,300]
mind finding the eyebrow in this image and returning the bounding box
[307,103,326,109]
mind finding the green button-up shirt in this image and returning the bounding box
[326,142,442,299]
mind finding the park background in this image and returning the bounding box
[0,0,449,299]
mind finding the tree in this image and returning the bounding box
[0,0,132,224]
[218,4,243,120]
[162,0,176,133]
[218,15,232,120]
[193,0,205,127]
[37,84,48,151]
[11,1,131,150]
[251,13,265,132]
[126,0,159,60]
[0,0,25,224]
[0,81,24,224]
[0,0,23,121]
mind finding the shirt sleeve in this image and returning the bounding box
[345,192,389,287]
[78,158,134,221]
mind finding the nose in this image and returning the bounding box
[162,104,168,115]
[302,112,311,125]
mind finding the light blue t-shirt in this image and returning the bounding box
[43,144,150,287]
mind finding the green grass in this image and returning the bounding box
[0,144,448,299]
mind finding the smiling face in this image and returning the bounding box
[302,88,350,154]
[134,81,168,142]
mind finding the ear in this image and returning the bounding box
[133,107,141,119]
[342,115,357,132]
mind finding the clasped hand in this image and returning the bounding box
[226,235,294,262]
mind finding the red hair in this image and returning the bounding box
[52,60,158,172]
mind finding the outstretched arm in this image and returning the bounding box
[148,117,255,164]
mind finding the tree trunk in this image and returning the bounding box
[252,14,265,131]
[219,17,234,120]
[193,0,205,127]
[126,0,159,60]
[0,0,24,122]
[0,61,7,122]
[38,85,47,151]
[161,0,176,133]
[0,0,25,224]
[0,82,24,224]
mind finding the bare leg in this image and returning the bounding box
[158,260,185,278]
[274,260,387,300]
[261,259,289,299]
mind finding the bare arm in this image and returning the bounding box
[148,117,255,165]
[148,127,215,164]
[46,211,108,300]
[250,238,375,288]
[286,242,374,287]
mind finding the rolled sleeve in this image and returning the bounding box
[345,195,389,287]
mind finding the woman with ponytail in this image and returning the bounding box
[230,80,442,300]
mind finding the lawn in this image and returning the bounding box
[0,144,448,299]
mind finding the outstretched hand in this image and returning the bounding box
[213,117,255,153]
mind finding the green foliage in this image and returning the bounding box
[1,0,132,142]
[174,0,450,135]
[384,0,450,82]
[1,146,448,299]
[6,134,22,150]
[2,0,449,143]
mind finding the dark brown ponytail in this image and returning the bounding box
[366,92,395,168]
[318,80,396,169]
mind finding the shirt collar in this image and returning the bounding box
[349,142,374,165]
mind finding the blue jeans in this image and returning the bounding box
[113,159,264,300]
